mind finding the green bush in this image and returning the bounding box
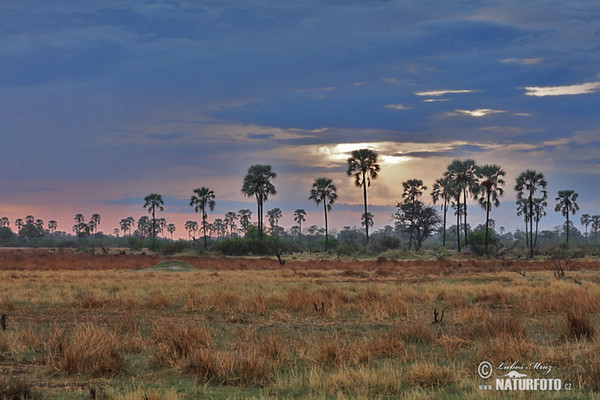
[215,236,287,256]
[468,229,497,256]
[127,237,143,251]
[161,240,191,256]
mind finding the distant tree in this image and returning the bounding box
[555,190,579,247]
[14,218,24,233]
[213,218,226,238]
[238,209,252,233]
[113,228,120,237]
[156,218,167,238]
[309,178,338,251]
[0,217,9,228]
[347,149,380,243]
[120,217,134,237]
[516,197,530,250]
[48,220,57,234]
[394,202,441,251]
[293,209,307,243]
[74,213,85,225]
[19,216,44,240]
[431,176,453,247]
[190,187,216,247]
[143,194,164,239]
[401,179,427,250]
[167,223,176,239]
[515,169,547,258]
[267,208,283,234]
[473,164,505,253]
[224,211,238,237]
[532,197,547,248]
[72,214,89,237]
[241,164,277,240]
[137,216,152,239]
[592,215,600,245]
[184,220,199,240]
[581,213,592,239]
[90,213,101,237]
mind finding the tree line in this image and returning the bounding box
[1,149,599,256]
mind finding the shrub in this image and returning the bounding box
[214,236,288,256]
[161,240,191,255]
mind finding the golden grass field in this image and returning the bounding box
[1,248,600,399]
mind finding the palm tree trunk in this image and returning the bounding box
[463,188,468,245]
[566,212,570,247]
[323,201,329,251]
[485,192,490,253]
[456,195,461,252]
[202,211,207,248]
[362,171,369,243]
[152,208,156,239]
[442,198,447,247]
[529,196,534,258]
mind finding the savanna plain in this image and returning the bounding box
[1,249,600,399]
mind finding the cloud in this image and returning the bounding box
[446,109,506,117]
[414,89,477,96]
[384,104,412,110]
[423,98,451,103]
[501,57,545,64]
[522,82,600,96]
[382,78,400,84]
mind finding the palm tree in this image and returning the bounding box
[90,213,101,237]
[473,164,505,253]
[361,212,374,230]
[0,217,9,228]
[15,218,23,233]
[555,190,579,247]
[431,176,453,247]
[444,159,477,247]
[48,220,57,234]
[224,211,238,237]
[238,209,252,233]
[581,213,592,240]
[241,164,277,240]
[184,220,199,240]
[514,170,547,258]
[532,197,547,248]
[401,179,427,250]
[267,208,283,234]
[190,187,216,248]
[143,194,164,239]
[309,178,338,251]
[293,209,306,243]
[592,215,600,245]
[346,149,380,243]
[167,223,176,239]
[74,213,85,225]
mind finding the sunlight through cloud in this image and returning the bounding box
[414,89,476,97]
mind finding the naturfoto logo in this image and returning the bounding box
[477,360,572,392]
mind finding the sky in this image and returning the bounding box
[1,0,599,238]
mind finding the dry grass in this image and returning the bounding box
[1,248,600,398]
[45,323,126,376]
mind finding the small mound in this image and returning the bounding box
[149,260,196,272]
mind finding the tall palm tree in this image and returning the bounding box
[0,217,9,228]
[431,176,453,248]
[532,197,547,248]
[581,213,592,240]
[474,164,505,253]
[143,193,164,239]
[190,187,216,248]
[90,213,101,237]
[293,209,306,243]
[346,149,380,243]
[444,159,477,247]
[401,179,427,250]
[514,170,547,258]
[241,164,277,240]
[309,178,338,251]
[555,190,579,247]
